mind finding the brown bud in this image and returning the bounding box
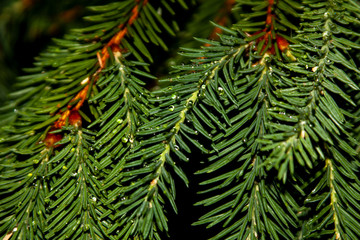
[44,132,63,148]
[68,110,82,128]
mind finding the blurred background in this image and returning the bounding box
[0,0,112,103]
[0,0,237,104]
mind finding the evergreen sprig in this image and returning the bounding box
[2,0,360,239]
[278,1,360,238]
[0,0,189,239]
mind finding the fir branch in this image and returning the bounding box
[88,51,158,239]
[0,147,50,239]
[135,8,300,235]
[2,0,360,239]
[257,0,360,238]
[45,126,105,240]
[186,1,303,239]
[0,0,189,239]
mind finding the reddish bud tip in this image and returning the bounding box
[44,132,63,148]
[68,110,82,128]
[276,35,290,52]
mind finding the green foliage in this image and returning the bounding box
[1,0,360,240]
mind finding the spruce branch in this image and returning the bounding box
[138,4,300,234]
[45,126,106,240]
[254,0,360,238]
[2,0,360,239]
[188,0,303,239]
[0,0,189,239]
[276,1,360,238]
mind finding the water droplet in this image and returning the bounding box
[322,31,330,40]
[198,92,205,99]
[169,105,175,112]
[117,119,123,124]
[122,137,128,143]
[217,87,224,96]
[28,173,33,177]
[13,227,18,232]
[170,127,177,133]
[62,166,68,170]
[186,101,194,109]
[174,145,179,151]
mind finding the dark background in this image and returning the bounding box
[0,1,233,238]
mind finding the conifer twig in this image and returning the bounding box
[46,0,150,146]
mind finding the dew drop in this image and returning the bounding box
[186,100,194,109]
[217,87,224,96]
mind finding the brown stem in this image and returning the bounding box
[45,0,149,147]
